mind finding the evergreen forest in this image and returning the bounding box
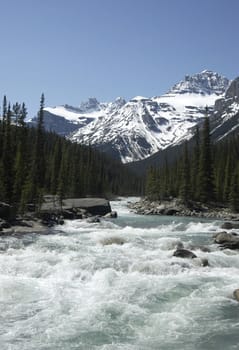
[145,116,239,212]
[0,95,141,212]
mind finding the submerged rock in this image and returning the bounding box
[173,248,197,259]
[221,222,239,230]
[213,231,236,244]
[87,216,100,223]
[104,211,118,218]
[213,231,239,249]
[100,237,125,246]
[233,289,239,301]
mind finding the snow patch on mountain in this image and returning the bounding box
[41,70,230,163]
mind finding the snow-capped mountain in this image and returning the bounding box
[40,70,230,163]
[210,77,239,141]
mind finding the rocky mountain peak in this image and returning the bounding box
[79,97,100,112]
[225,77,239,102]
[168,70,229,96]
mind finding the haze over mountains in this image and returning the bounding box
[33,70,239,164]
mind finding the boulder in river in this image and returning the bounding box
[233,289,239,301]
[40,196,111,217]
[173,248,197,259]
[213,231,238,244]
[221,222,239,230]
[104,211,118,218]
[100,237,125,246]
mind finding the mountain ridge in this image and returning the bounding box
[31,70,235,163]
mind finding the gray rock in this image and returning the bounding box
[40,197,111,217]
[0,220,11,229]
[225,77,239,103]
[164,208,179,216]
[87,216,100,223]
[221,222,239,230]
[104,211,117,218]
[100,237,125,246]
[233,289,239,301]
[213,231,237,244]
[173,248,197,259]
[201,258,209,267]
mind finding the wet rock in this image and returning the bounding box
[173,248,197,259]
[220,240,239,250]
[87,216,100,223]
[40,196,111,218]
[233,289,239,301]
[213,231,235,244]
[0,219,11,229]
[164,208,179,216]
[104,211,118,218]
[201,258,209,267]
[187,243,211,252]
[221,222,239,230]
[100,237,125,246]
[176,242,184,249]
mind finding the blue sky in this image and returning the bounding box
[1,0,239,117]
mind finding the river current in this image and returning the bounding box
[1,198,239,350]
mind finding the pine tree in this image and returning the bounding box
[2,104,14,202]
[179,141,191,203]
[145,166,160,200]
[229,166,239,212]
[198,112,215,203]
[23,94,45,204]
[191,125,200,200]
[13,104,28,204]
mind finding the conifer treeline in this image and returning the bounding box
[0,95,141,211]
[146,116,239,212]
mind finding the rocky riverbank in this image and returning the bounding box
[0,196,115,236]
[128,198,239,221]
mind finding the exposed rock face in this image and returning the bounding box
[35,71,229,164]
[225,77,239,103]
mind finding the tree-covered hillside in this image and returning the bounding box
[145,114,239,212]
[0,95,141,212]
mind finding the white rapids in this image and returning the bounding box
[1,198,239,350]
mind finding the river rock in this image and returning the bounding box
[213,231,235,244]
[0,219,11,229]
[40,197,111,217]
[221,222,239,230]
[87,216,100,223]
[100,237,125,245]
[220,240,239,250]
[104,211,118,218]
[201,258,209,267]
[233,289,239,301]
[173,248,197,259]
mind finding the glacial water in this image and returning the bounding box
[1,198,239,350]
